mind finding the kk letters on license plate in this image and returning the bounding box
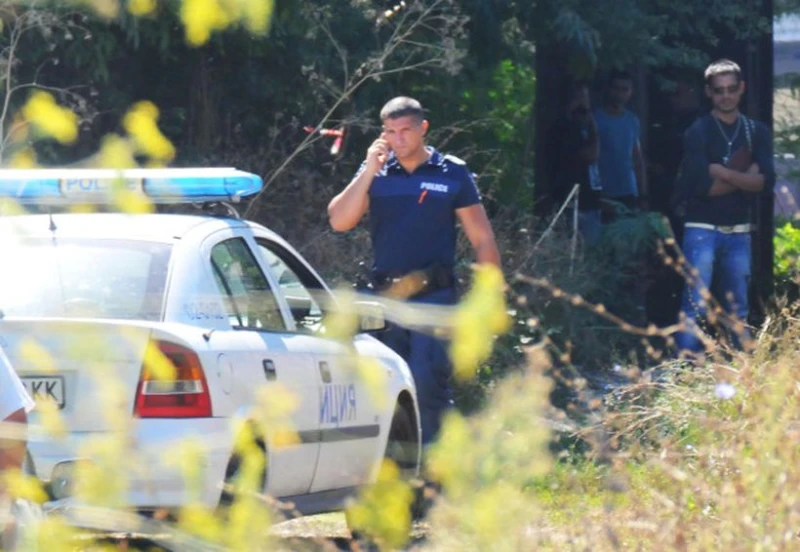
[21,376,65,409]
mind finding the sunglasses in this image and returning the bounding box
[711,84,740,95]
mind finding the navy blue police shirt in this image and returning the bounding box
[359,146,481,284]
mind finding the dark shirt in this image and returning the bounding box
[680,114,774,226]
[649,110,700,214]
[546,116,602,211]
[357,147,481,281]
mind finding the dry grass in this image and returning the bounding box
[411,300,800,551]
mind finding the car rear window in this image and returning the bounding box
[0,238,172,321]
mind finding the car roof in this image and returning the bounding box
[0,212,250,243]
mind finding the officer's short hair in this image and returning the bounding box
[380,97,425,124]
[704,58,742,86]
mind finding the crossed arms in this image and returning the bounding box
[682,122,773,198]
[708,162,764,196]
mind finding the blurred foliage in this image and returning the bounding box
[529,0,771,80]
[450,206,676,417]
[774,221,800,300]
[776,0,800,15]
[456,58,537,209]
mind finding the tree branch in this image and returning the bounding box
[243,0,465,218]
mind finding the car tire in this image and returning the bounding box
[383,404,419,480]
[346,403,420,544]
[218,434,267,510]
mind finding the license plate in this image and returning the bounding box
[21,376,66,409]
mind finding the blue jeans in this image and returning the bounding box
[675,227,752,353]
[375,288,455,445]
[578,209,602,244]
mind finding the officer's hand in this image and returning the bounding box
[366,135,390,175]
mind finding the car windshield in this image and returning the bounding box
[0,238,172,321]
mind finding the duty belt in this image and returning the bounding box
[684,222,753,234]
[372,265,455,300]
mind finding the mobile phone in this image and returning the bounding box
[380,132,392,151]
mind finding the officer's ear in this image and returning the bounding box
[421,119,429,136]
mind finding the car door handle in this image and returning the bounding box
[319,361,331,384]
[263,359,276,381]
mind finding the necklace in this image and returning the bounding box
[712,115,742,165]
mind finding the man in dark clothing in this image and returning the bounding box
[546,81,603,243]
[328,96,501,445]
[645,78,702,328]
[673,59,774,354]
[651,79,702,219]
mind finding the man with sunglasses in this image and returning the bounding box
[673,59,774,355]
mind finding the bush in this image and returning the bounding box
[774,221,800,302]
[423,304,800,551]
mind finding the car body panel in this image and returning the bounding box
[0,209,420,517]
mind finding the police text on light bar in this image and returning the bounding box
[0,168,263,205]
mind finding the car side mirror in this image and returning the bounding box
[356,300,387,333]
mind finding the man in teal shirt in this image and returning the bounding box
[594,70,648,211]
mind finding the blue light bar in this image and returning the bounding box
[0,168,263,205]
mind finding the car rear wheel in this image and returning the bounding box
[346,404,420,543]
[383,405,419,481]
[218,431,268,510]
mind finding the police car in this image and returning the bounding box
[0,168,420,524]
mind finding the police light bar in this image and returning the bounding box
[0,167,263,205]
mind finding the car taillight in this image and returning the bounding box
[134,341,212,418]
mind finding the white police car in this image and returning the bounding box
[0,168,420,523]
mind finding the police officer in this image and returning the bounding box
[328,96,501,446]
[0,347,34,549]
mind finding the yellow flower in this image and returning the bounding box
[3,469,49,504]
[179,502,224,543]
[112,184,155,214]
[74,435,130,507]
[426,411,472,496]
[142,340,177,382]
[83,0,121,19]
[35,516,82,552]
[18,338,55,373]
[241,0,274,34]
[21,91,78,145]
[0,198,25,215]
[346,459,414,549]
[356,355,391,409]
[180,0,231,46]
[322,287,361,342]
[127,0,156,16]
[251,384,300,448]
[37,400,68,439]
[9,147,37,168]
[97,134,137,169]
[449,263,510,380]
[166,438,209,503]
[122,101,176,162]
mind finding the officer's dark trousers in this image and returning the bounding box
[376,289,455,445]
